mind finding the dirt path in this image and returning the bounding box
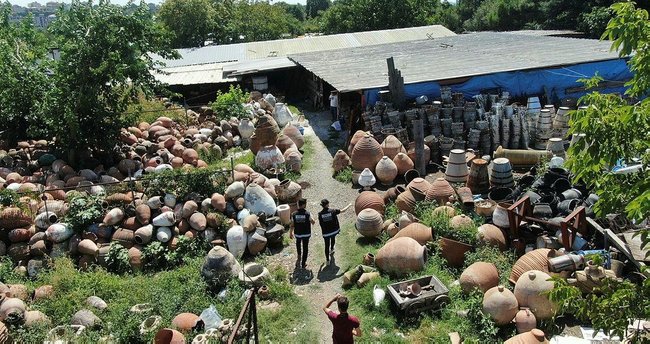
[268,109,359,342]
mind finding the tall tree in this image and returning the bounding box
[276,1,306,21]
[306,0,330,18]
[43,0,177,163]
[320,0,429,34]
[158,0,218,48]
[227,1,302,42]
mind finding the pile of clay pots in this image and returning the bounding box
[332,131,416,186]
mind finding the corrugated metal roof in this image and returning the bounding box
[222,57,296,76]
[152,63,238,86]
[289,32,622,92]
[156,25,456,68]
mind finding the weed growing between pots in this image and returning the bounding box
[334,167,353,184]
[0,254,314,342]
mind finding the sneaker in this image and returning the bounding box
[330,249,335,257]
[302,263,308,269]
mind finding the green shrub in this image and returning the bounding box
[64,193,104,233]
[210,85,250,121]
[106,243,131,274]
[334,166,352,183]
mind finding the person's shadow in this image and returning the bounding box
[290,265,314,285]
[317,257,345,283]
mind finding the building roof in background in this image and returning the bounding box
[289,32,622,92]
[155,25,456,69]
[152,63,237,86]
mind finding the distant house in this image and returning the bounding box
[27,1,42,9]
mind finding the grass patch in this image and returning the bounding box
[334,167,353,184]
[0,255,314,343]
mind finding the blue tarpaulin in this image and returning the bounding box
[364,59,633,105]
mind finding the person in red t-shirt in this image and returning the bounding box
[323,293,361,343]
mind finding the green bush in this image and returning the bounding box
[106,243,131,274]
[210,85,250,121]
[334,166,353,184]
[64,193,104,233]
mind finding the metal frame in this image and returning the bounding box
[228,287,259,344]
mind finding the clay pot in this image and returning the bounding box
[406,177,431,199]
[226,225,246,258]
[477,224,507,251]
[514,270,556,320]
[504,329,549,344]
[128,246,143,271]
[24,310,50,327]
[354,191,385,215]
[398,211,417,229]
[389,223,432,245]
[182,148,199,165]
[387,222,399,237]
[201,246,242,289]
[380,135,406,159]
[492,202,511,229]
[189,212,207,231]
[355,209,383,238]
[363,253,375,266]
[156,227,172,243]
[475,200,497,217]
[348,130,367,153]
[467,158,490,195]
[515,308,537,334]
[225,181,245,200]
[8,227,34,243]
[134,225,154,245]
[395,189,417,213]
[154,328,186,344]
[135,204,151,225]
[0,297,26,324]
[172,312,199,332]
[103,208,125,226]
[358,168,376,188]
[332,150,352,173]
[112,228,135,248]
[275,134,296,153]
[357,271,380,287]
[393,152,414,175]
[482,285,519,326]
[406,142,431,165]
[445,149,469,183]
[247,231,267,255]
[439,237,472,268]
[35,212,58,230]
[375,237,426,276]
[277,204,291,225]
[509,249,552,284]
[86,296,108,310]
[181,201,198,219]
[285,151,302,172]
[383,185,404,204]
[351,135,383,172]
[78,239,99,256]
[152,212,176,227]
[238,118,255,139]
[258,285,270,300]
[46,223,73,243]
[375,156,398,185]
[255,145,285,170]
[210,193,226,212]
[242,214,259,232]
[425,178,454,205]
[274,179,302,204]
[0,207,31,229]
[33,285,54,300]
[283,125,304,148]
[460,262,499,294]
[244,182,277,217]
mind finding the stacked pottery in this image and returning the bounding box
[489,158,514,188]
[552,107,571,139]
[535,109,553,150]
[375,237,426,276]
[392,153,414,176]
[351,135,383,173]
[466,158,490,195]
[355,209,383,238]
[444,149,469,183]
[425,178,454,205]
[354,191,385,215]
[332,150,352,173]
[348,130,367,153]
[546,138,565,159]
[375,157,398,185]
[380,135,406,159]
[275,134,296,154]
[482,285,519,326]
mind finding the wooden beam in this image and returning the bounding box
[413,119,426,175]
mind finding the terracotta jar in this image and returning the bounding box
[255,145,285,170]
[509,249,553,284]
[477,224,507,251]
[449,214,474,230]
[460,262,499,294]
[351,135,383,172]
[407,177,432,198]
[356,209,383,238]
[332,150,352,173]
[135,204,151,225]
[515,308,537,334]
[171,312,199,332]
[504,329,549,344]
[389,222,432,245]
[393,153,414,175]
[129,245,143,271]
[254,114,280,147]
[0,207,31,229]
[275,179,303,204]
[238,118,255,139]
[425,178,454,205]
[482,285,519,326]
[514,270,556,320]
[438,237,472,268]
[210,193,227,212]
[395,189,417,213]
[375,237,426,276]
[275,134,296,153]
[283,125,304,148]
[0,297,26,324]
[247,231,268,255]
[383,185,405,204]
[407,142,431,165]
[375,156,398,185]
[380,135,406,159]
[103,208,125,226]
[348,130,368,153]
[244,182,276,217]
[398,211,417,229]
[354,191,385,215]
[467,158,490,195]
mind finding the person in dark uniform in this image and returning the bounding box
[290,198,315,269]
[318,199,351,264]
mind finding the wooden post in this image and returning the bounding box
[387,57,406,110]
[413,119,426,176]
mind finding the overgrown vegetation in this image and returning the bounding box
[0,256,315,343]
[64,193,104,234]
[334,167,353,184]
[209,85,250,121]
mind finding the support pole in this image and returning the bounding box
[413,119,426,176]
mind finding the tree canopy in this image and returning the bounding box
[157,0,219,48]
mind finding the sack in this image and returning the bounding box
[199,304,222,330]
[331,121,342,131]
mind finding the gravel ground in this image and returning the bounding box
[267,109,359,343]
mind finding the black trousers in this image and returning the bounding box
[296,237,309,267]
[324,235,336,259]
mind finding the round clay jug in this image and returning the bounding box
[332,150,351,173]
[425,178,454,205]
[226,225,246,259]
[449,214,474,230]
[253,114,280,146]
[375,237,426,276]
[351,135,383,172]
[482,285,518,326]
[509,249,552,284]
[244,182,276,217]
[354,191,385,215]
[477,224,507,251]
[460,262,499,294]
[393,153,414,175]
[504,328,549,344]
[514,270,556,320]
[515,308,537,334]
[407,178,431,198]
[389,222,432,245]
[283,125,304,148]
[375,156,398,185]
[348,130,367,153]
[355,209,383,238]
[255,145,285,170]
[380,135,405,159]
[275,134,296,153]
